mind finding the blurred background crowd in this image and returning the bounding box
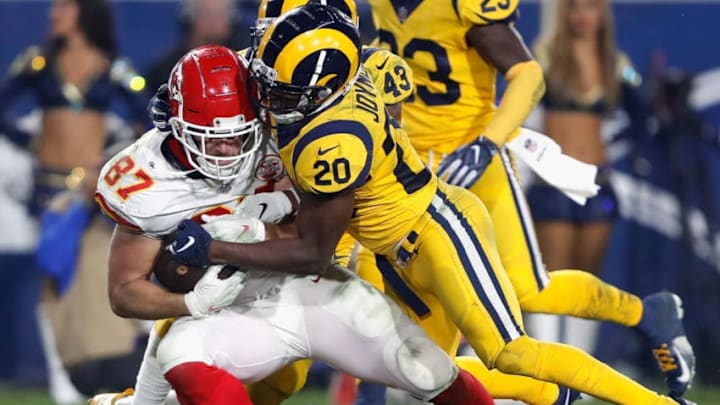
[0,0,718,403]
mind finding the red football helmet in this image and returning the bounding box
[168,45,262,181]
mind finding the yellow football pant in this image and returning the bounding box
[376,183,675,404]
[468,148,643,326]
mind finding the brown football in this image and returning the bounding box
[152,234,238,294]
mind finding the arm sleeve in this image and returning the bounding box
[484,59,545,145]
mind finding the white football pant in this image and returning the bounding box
[156,266,458,401]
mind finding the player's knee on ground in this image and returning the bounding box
[247,359,312,405]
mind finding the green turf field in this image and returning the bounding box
[0,386,718,405]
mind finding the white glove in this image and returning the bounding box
[201,214,266,243]
[183,265,244,319]
[236,190,297,223]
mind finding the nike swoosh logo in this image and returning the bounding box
[673,339,691,384]
[375,57,390,70]
[258,203,268,218]
[173,236,196,253]
[318,145,339,156]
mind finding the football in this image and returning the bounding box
[152,234,238,293]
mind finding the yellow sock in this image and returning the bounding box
[495,336,677,405]
[520,270,643,327]
[456,356,559,405]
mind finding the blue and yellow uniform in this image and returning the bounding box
[265,48,677,405]
[254,6,527,366]
[364,1,685,403]
[334,46,413,288]
[245,2,415,402]
[366,0,646,323]
[276,61,528,359]
[367,0,554,302]
[368,0,523,158]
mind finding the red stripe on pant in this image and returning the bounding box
[432,369,494,405]
[165,362,253,405]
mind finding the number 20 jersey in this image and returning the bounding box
[277,69,436,255]
[368,0,519,153]
[95,130,285,237]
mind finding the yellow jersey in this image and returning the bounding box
[368,0,519,153]
[361,46,414,106]
[277,69,436,255]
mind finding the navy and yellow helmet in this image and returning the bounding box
[258,0,358,23]
[251,0,358,51]
[250,4,361,125]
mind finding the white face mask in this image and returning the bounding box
[170,115,263,181]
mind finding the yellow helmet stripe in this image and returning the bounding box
[255,18,279,61]
[274,27,359,84]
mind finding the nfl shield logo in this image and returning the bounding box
[524,139,537,152]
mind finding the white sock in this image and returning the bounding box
[132,329,172,405]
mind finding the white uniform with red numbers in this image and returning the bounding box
[96,130,458,401]
[96,129,285,238]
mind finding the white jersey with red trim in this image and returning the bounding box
[96,129,285,238]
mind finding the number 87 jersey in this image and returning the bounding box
[368,0,519,153]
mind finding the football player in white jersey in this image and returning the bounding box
[93,45,492,405]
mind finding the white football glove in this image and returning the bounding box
[236,190,297,223]
[183,265,244,319]
[201,214,266,243]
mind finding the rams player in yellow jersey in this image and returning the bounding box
[143,2,413,403]
[243,1,414,403]
[368,0,695,400]
[166,5,696,405]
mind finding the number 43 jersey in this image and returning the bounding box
[277,69,437,256]
[95,130,285,237]
[368,0,519,153]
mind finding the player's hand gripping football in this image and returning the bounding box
[183,265,244,318]
[168,219,213,267]
[148,84,172,134]
[437,136,499,188]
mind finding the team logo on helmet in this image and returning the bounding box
[250,4,362,126]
